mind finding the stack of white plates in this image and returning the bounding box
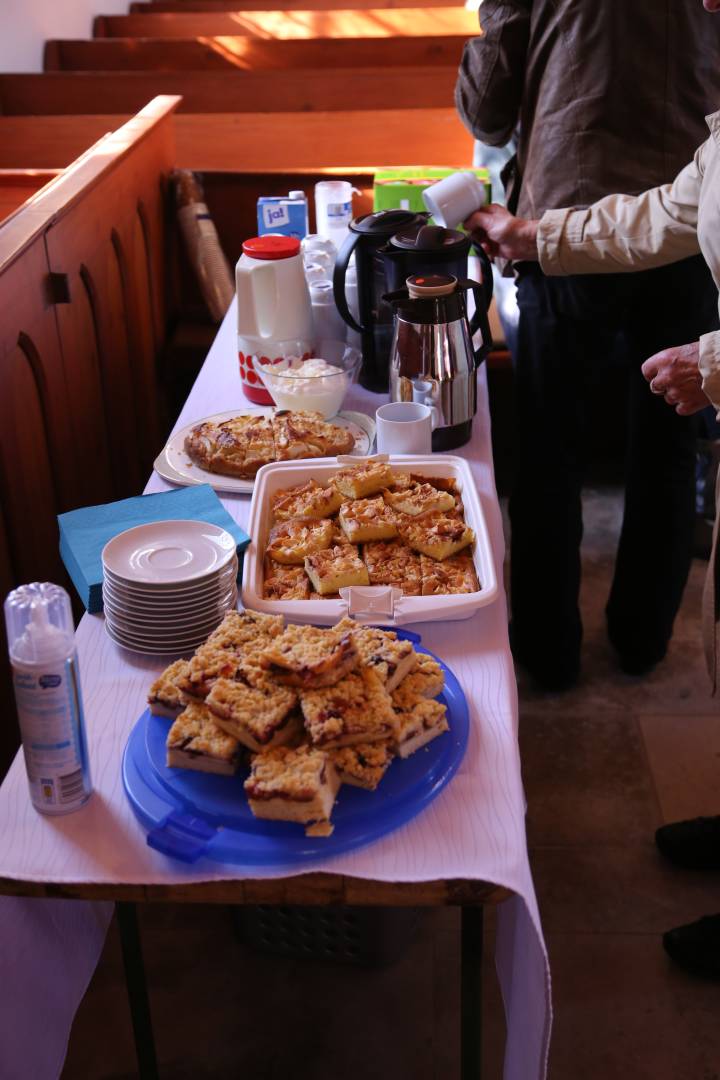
[102,520,238,655]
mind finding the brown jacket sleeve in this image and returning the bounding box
[455,0,532,147]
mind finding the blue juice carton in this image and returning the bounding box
[257,191,309,239]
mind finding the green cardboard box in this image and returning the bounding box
[373,166,491,216]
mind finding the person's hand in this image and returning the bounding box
[464,204,540,263]
[641,341,709,416]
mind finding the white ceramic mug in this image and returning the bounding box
[376,402,438,455]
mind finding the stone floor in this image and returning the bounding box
[61,487,720,1080]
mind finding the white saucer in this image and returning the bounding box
[102,520,236,585]
[102,558,238,599]
[105,620,206,657]
[102,587,238,625]
[105,618,231,649]
[103,590,237,631]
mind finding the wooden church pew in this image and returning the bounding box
[92,7,478,39]
[0,169,61,223]
[0,67,457,115]
[131,0,464,10]
[0,96,180,771]
[44,34,467,71]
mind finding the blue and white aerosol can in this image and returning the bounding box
[4,582,92,815]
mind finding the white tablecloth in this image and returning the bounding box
[0,304,551,1080]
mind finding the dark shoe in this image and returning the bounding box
[663,914,720,977]
[655,816,720,870]
[606,614,668,677]
[509,626,580,692]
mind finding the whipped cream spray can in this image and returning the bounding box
[4,582,92,814]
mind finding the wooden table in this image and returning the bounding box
[0,303,550,1080]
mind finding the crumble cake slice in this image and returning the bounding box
[148,659,190,717]
[338,496,399,543]
[271,479,344,522]
[176,639,243,701]
[420,551,479,595]
[185,414,276,479]
[244,744,340,834]
[304,545,370,595]
[336,619,417,693]
[330,741,394,790]
[299,668,397,749]
[328,522,359,552]
[332,460,395,499]
[263,560,311,601]
[272,410,355,461]
[259,623,358,687]
[205,677,300,752]
[383,482,455,518]
[391,695,449,759]
[362,539,422,595]
[166,701,242,775]
[208,609,285,651]
[399,513,474,561]
[392,653,445,707]
[177,610,284,699]
[266,517,334,565]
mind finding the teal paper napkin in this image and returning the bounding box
[58,485,250,614]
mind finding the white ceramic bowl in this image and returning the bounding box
[257,340,360,418]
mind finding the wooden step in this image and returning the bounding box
[0,108,472,171]
[0,68,457,115]
[93,8,478,39]
[45,34,466,71]
[131,0,464,9]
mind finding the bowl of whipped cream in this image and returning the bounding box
[256,340,361,418]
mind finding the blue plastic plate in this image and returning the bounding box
[122,632,469,866]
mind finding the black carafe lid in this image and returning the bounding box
[349,209,426,237]
[388,223,470,254]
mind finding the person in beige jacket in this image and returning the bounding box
[465,4,720,974]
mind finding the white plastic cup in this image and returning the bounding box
[376,401,439,455]
[309,280,347,341]
[304,250,334,277]
[301,233,337,261]
[314,180,356,249]
[304,261,330,284]
[422,172,487,230]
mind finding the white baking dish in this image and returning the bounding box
[241,454,498,625]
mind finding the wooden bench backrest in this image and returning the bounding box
[0,94,178,579]
[131,0,465,10]
[44,34,467,71]
[0,97,179,772]
[0,107,472,171]
[0,170,61,223]
[93,7,478,38]
[0,68,457,115]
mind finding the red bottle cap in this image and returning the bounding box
[242,236,301,260]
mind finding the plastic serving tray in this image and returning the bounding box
[122,632,469,866]
[241,453,498,626]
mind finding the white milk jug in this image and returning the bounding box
[236,235,313,404]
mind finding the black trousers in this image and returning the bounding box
[510,256,719,677]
